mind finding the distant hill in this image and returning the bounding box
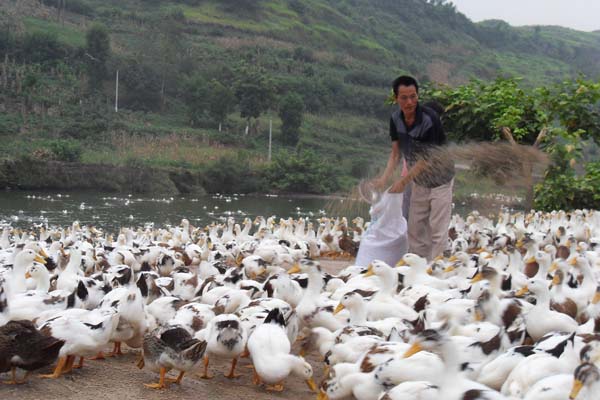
[5,0,600,85]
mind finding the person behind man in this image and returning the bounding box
[373,75,454,261]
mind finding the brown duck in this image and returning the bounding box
[0,320,64,384]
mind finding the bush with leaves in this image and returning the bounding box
[45,140,83,162]
[234,63,275,133]
[22,32,70,65]
[534,161,600,210]
[262,149,341,193]
[185,76,234,128]
[430,77,543,143]
[202,152,262,193]
[85,24,111,93]
[278,93,304,146]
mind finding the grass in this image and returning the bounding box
[81,133,243,168]
[22,17,86,47]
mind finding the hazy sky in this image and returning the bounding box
[450,0,600,32]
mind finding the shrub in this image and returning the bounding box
[202,153,262,193]
[22,32,69,65]
[534,162,600,211]
[47,140,83,162]
[262,149,341,193]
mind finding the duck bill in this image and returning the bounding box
[552,275,561,286]
[470,273,483,284]
[474,309,484,322]
[39,248,49,258]
[396,259,407,267]
[306,378,317,392]
[333,303,345,315]
[25,271,32,279]
[569,258,578,266]
[448,255,458,262]
[287,264,301,274]
[525,256,536,264]
[317,389,329,400]
[235,254,244,266]
[444,265,455,273]
[592,292,600,305]
[363,265,375,277]
[403,342,423,358]
[426,267,433,275]
[549,262,558,273]
[569,379,583,399]
[515,286,529,297]
[34,255,47,264]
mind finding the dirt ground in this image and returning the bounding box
[0,259,352,400]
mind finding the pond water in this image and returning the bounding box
[0,189,523,233]
[0,190,366,233]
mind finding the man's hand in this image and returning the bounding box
[389,178,407,193]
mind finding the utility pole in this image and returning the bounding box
[114,69,119,112]
[268,118,272,162]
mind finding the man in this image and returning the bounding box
[374,75,454,261]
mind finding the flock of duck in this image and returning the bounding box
[1,209,600,400]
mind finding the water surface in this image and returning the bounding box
[0,190,359,233]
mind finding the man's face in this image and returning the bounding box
[396,85,418,116]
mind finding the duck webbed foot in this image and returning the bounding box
[3,368,30,385]
[165,371,185,384]
[265,382,285,392]
[144,367,169,389]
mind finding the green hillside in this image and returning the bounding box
[1,0,599,194]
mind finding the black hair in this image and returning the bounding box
[392,75,419,96]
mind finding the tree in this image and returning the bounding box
[278,93,304,146]
[234,63,275,134]
[22,32,68,65]
[207,79,235,130]
[85,24,111,93]
[154,11,184,110]
[185,77,234,129]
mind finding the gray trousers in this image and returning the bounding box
[407,179,453,261]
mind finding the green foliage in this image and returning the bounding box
[22,31,70,65]
[2,0,600,199]
[45,139,83,162]
[203,152,262,193]
[263,149,341,193]
[430,77,542,143]
[185,76,235,127]
[536,78,600,142]
[40,0,95,17]
[288,0,306,15]
[234,63,275,126]
[278,93,304,146]
[85,24,111,92]
[534,161,600,210]
[117,58,162,111]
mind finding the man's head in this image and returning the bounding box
[392,75,419,117]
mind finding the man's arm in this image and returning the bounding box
[373,140,401,190]
[389,159,427,193]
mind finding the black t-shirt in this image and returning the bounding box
[389,104,455,188]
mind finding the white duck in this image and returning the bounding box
[247,307,317,392]
[195,313,247,379]
[517,278,578,341]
